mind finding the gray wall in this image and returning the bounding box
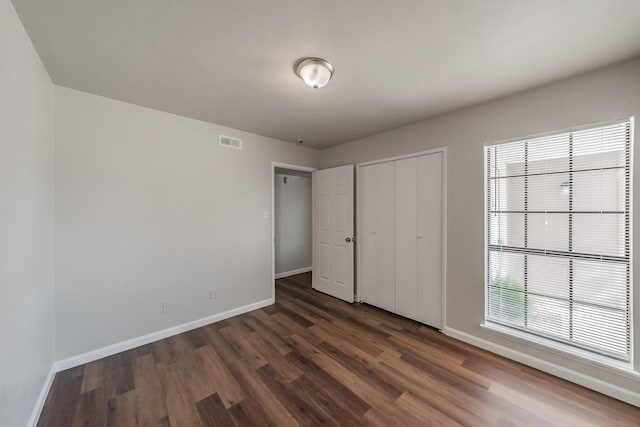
[0,1,55,425]
[319,58,640,399]
[274,172,312,276]
[54,87,317,359]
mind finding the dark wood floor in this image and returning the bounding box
[38,272,640,426]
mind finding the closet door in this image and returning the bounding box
[359,162,395,312]
[417,153,443,328]
[395,157,419,321]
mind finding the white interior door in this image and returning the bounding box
[313,165,354,302]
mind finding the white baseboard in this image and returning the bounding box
[54,298,274,371]
[27,365,56,427]
[274,266,312,279]
[443,327,640,407]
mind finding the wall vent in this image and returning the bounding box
[219,135,243,150]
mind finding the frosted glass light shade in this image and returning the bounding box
[295,58,334,89]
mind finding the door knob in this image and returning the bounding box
[345,237,352,243]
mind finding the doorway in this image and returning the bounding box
[271,162,356,304]
[271,163,315,300]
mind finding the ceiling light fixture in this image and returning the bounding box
[295,57,334,89]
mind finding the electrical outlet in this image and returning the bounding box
[162,302,170,313]
[209,289,216,300]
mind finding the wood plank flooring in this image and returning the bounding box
[38,273,640,426]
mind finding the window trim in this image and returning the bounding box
[481,322,637,375]
[483,118,635,368]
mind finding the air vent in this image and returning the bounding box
[219,135,242,150]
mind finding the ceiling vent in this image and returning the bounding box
[219,135,242,150]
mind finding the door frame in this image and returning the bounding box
[271,162,316,302]
[355,147,448,329]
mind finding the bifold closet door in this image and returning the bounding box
[359,162,395,312]
[417,152,442,328]
[395,157,419,320]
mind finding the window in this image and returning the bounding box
[485,118,633,363]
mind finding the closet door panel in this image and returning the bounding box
[359,165,376,304]
[359,162,395,312]
[374,162,396,312]
[417,153,443,328]
[395,157,418,320]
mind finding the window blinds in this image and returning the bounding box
[485,119,632,362]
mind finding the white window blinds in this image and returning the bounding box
[485,119,633,362]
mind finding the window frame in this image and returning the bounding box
[483,118,635,368]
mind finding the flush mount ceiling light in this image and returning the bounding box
[294,57,334,89]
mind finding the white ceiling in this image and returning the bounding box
[12,0,640,149]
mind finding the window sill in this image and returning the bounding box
[480,322,639,380]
